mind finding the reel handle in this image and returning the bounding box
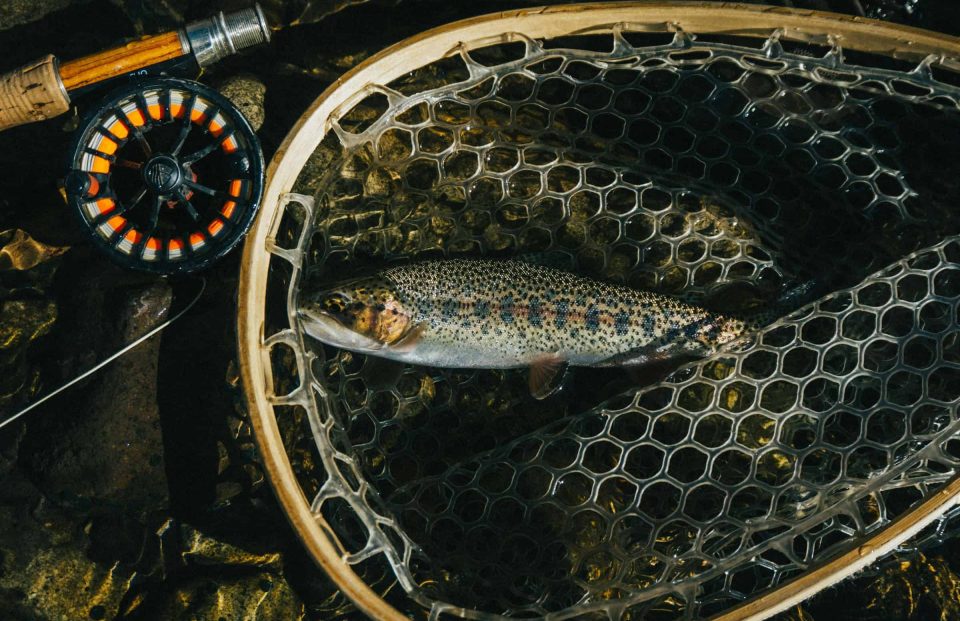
[0,5,270,132]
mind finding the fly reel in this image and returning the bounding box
[64,78,264,274]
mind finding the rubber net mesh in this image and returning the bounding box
[258,28,960,620]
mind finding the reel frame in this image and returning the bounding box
[65,77,264,274]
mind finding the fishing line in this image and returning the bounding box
[0,277,207,432]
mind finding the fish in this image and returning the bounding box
[298,258,782,399]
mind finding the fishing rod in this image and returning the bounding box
[0,6,271,274]
[0,6,270,131]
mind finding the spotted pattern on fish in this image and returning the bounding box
[442,298,458,320]
[615,310,630,337]
[642,314,655,337]
[554,300,569,329]
[475,300,490,318]
[529,298,543,328]
[298,259,772,371]
[500,295,515,323]
[586,307,600,332]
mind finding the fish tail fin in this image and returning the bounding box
[776,278,821,308]
[737,278,823,332]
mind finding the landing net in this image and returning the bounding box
[246,8,960,620]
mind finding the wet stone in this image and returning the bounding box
[180,523,282,569]
[0,230,66,486]
[806,553,960,621]
[155,572,306,620]
[27,277,172,510]
[0,471,135,620]
[0,0,69,30]
[0,230,65,414]
[217,74,268,132]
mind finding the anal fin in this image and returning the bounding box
[529,354,569,400]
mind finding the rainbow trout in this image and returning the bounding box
[299,259,772,398]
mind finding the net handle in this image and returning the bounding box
[237,4,960,621]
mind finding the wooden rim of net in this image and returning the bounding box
[238,4,960,620]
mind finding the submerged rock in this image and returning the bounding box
[0,299,56,412]
[105,0,187,34]
[217,73,267,132]
[157,572,306,620]
[28,277,172,510]
[180,522,282,569]
[0,229,69,271]
[809,553,960,621]
[0,229,65,431]
[0,0,70,31]
[0,471,136,620]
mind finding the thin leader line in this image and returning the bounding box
[0,277,207,432]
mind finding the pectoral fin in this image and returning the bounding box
[391,322,427,352]
[528,354,569,400]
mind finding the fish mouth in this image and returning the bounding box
[298,309,386,353]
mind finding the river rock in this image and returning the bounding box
[157,572,306,620]
[0,0,70,31]
[27,277,172,511]
[217,73,267,132]
[0,471,135,620]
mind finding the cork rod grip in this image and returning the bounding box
[58,31,187,91]
[0,54,70,131]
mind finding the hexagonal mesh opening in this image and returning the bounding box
[260,28,960,620]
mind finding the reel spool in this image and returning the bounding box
[64,77,264,274]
